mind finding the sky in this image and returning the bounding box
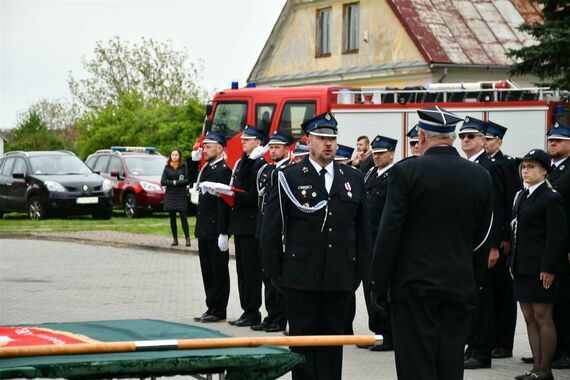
[0,0,285,129]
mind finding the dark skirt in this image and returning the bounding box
[513,274,559,303]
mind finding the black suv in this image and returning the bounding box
[0,151,114,220]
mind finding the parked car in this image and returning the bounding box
[0,151,114,220]
[85,147,167,217]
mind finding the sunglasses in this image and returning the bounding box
[409,141,418,147]
[459,133,483,140]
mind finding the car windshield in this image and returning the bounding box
[29,155,92,175]
[125,156,166,175]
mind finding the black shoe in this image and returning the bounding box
[264,323,285,333]
[369,342,394,352]
[234,317,261,327]
[171,240,178,246]
[185,237,191,247]
[464,358,491,369]
[282,330,289,336]
[552,355,570,369]
[521,357,534,364]
[492,347,513,358]
[515,372,533,380]
[193,312,209,322]
[250,323,266,331]
[201,314,225,323]
[228,316,245,326]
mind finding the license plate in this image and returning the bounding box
[76,197,99,204]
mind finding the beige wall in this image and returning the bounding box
[258,0,426,79]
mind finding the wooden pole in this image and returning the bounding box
[0,335,382,359]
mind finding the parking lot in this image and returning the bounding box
[2,237,568,379]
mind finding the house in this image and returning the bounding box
[248,0,542,88]
[0,134,6,155]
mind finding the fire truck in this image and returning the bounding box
[198,81,569,166]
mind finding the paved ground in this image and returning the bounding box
[1,235,569,380]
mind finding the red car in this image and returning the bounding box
[85,147,167,217]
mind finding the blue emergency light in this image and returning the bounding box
[111,146,157,153]
[246,82,256,88]
[231,81,239,90]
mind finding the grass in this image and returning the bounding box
[0,210,196,237]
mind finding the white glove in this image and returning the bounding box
[199,181,219,196]
[199,181,233,197]
[191,148,203,161]
[218,234,229,252]
[249,145,270,160]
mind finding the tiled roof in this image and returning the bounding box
[387,0,542,65]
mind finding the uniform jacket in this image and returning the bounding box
[255,159,290,239]
[548,157,570,252]
[187,159,231,240]
[229,153,265,236]
[508,182,567,275]
[262,157,371,292]
[493,150,523,242]
[161,164,189,212]
[370,146,493,305]
[364,165,392,245]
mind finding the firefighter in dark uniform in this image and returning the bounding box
[370,106,493,380]
[459,116,504,369]
[484,121,521,359]
[227,125,267,327]
[187,132,232,323]
[291,141,310,164]
[546,122,570,370]
[262,112,371,380]
[406,123,421,157]
[252,130,294,333]
[358,135,397,352]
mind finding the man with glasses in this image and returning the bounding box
[459,117,503,370]
[547,122,570,370]
[484,121,521,360]
[406,124,421,157]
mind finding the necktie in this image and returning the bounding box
[320,167,327,192]
[518,188,530,211]
[551,164,557,171]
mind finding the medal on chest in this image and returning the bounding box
[345,181,352,198]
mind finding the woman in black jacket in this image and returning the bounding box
[509,149,567,380]
[161,149,190,246]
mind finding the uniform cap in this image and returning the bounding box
[459,116,487,135]
[517,149,552,172]
[241,125,266,141]
[371,135,398,153]
[417,106,463,133]
[202,132,227,147]
[300,112,338,137]
[547,122,570,140]
[293,141,310,157]
[335,144,354,161]
[485,121,507,139]
[406,124,419,142]
[268,130,295,146]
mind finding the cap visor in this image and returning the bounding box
[547,135,570,140]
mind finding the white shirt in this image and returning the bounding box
[309,157,334,193]
[276,157,289,169]
[468,150,486,162]
[377,163,394,177]
[552,157,568,168]
[526,180,546,196]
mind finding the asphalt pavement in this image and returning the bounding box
[1,236,568,380]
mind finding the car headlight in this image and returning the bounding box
[102,179,113,192]
[45,181,66,192]
[140,181,162,192]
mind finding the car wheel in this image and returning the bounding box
[28,197,47,220]
[123,194,139,218]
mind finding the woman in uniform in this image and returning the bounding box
[509,149,567,380]
[161,149,190,247]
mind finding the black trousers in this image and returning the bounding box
[466,269,494,361]
[491,253,517,351]
[363,280,392,342]
[286,288,352,380]
[554,263,570,356]
[169,211,189,240]
[259,242,286,327]
[392,297,472,380]
[234,235,262,319]
[197,239,230,318]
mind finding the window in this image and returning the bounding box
[12,158,27,175]
[211,102,248,138]
[278,102,317,138]
[108,157,124,177]
[343,3,360,53]
[256,104,276,135]
[92,156,110,173]
[1,158,15,176]
[316,7,331,57]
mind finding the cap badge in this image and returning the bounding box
[465,117,470,122]
[530,150,536,155]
